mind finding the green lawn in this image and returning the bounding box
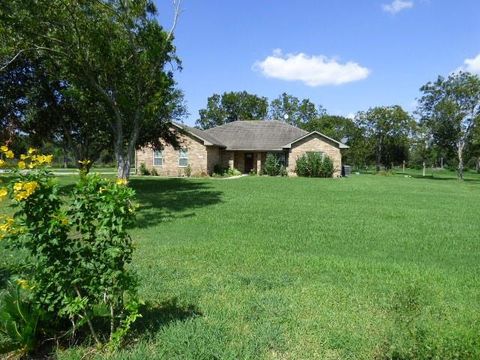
[2,171,480,359]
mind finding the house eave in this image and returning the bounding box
[283,131,349,149]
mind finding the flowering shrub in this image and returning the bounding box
[0,145,139,354]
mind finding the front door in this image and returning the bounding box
[244,153,254,173]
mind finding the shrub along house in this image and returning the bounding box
[135,120,349,177]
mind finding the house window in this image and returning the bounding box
[178,148,188,167]
[277,152,287,166]
[153,150,163,166]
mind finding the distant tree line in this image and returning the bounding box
[196,72,480,179]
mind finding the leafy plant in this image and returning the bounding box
[184,164,192,177]
[226,168,241,177]
[0,145,140,353]
[263,153,282,176]
[150,167,159,176]
[0,282,42,356]
[295,152,335,177]
[139,163,150,176]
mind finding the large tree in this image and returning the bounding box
[269,93,325,127]
[356,106,414,171]
[417,72,480,179]
[1,0,185,178]
[196,91,268,129]
[0,55,113,171]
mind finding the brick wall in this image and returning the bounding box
[136,133,214,176]
[287,134,342,177]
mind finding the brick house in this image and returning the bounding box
[135,120,349,177]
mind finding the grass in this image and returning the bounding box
[2,170,480,359]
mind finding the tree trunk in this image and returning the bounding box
[375,137,383,172]
[476,157,480,173]
[117,153,130,179]
[457,140,465,180]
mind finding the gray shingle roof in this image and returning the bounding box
[174,123,226,147]
[175,120,348,150]
[203,120,309,151]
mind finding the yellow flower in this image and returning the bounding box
[44,155,53,164]
[13,181,39,201]
[0,217,14,239]
[0,159,5,168]
[20,154,29,160]
[18,161,26,169]
[27,147,37,155]
[116,178,128,186]
[4,150,14,159]
[0,187,7,200]
[16,279,31,290]
[0,145,8,152]
[78,159,92,166]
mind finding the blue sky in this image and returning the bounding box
[154,0,480,126]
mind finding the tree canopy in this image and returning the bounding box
[196,91,268,129]
[0,0,185,178]
[269,93,324,127]
[356,106,414,170]
[417,72,480,179]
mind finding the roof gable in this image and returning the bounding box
[284,131,349,149]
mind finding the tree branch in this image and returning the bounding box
[166,0,182,42]
[0,49,26,71]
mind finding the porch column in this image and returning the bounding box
[228,152,234,169]
[256,152,262,174]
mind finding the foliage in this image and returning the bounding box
[417,72,480,179]
[269,92,325,127]
[0,146,139,355]
[196,91,268,129]
[226,168,242,177]
[139,163,151,176]
[0,282,42,356]
[0,0,185,179]
[356,105,414,170]
[295,152,335,177]
[184,164,192,177]
[212,166,242,177]
[150,167,159,176]
[263,153,282,176]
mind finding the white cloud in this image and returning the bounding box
[382,0,414,14]
[253,50,370,87]
[458,53,480,74]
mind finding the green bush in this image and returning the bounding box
[226,168,241,177]
[212,164,241,177]
[263,153,282,176]
[139,162,150,176]
[295,153,335,178]
[150,167,159,176]
[213,164,225,175]
[184,164,192,177]
[0,146,140,355]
